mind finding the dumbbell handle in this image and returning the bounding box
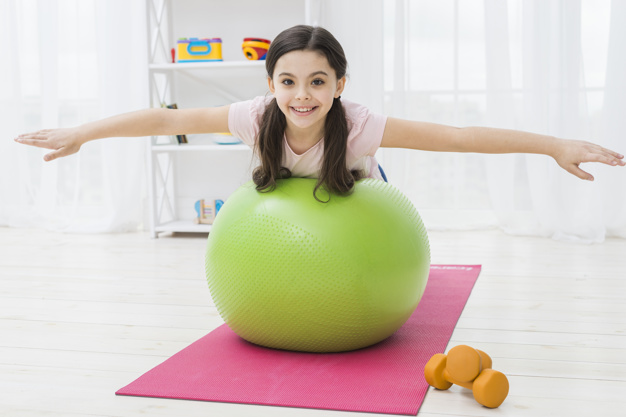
[443,369,476,391]
[442,348,493,389]
[445,346,493,383]
[445,366,509,409]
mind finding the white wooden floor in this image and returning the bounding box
[1,227,625,417]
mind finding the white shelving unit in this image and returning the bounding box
[144,0,308,237]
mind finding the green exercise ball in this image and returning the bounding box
[205,178,430,353]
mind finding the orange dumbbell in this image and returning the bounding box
[424,345,509,408]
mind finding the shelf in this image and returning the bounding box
[151,143,251,152]
[144,0,305,239]
[155,220,212,234]
[149,61,265,71]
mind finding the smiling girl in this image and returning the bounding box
[15,25,625,199]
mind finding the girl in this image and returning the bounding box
[14,25,625,199]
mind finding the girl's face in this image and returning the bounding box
[268,50,345,137]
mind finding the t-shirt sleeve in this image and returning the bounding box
[228,96,269,148]
[343,100,387,158]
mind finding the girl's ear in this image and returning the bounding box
[267,76,275,94]
[335,76,346,98]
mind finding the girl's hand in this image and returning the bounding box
[14,127,84,162]
[552,139,625,181]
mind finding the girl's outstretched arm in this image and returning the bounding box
[14,105,231,162]
[380,117,625,181]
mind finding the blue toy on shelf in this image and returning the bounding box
[194,199,224,224]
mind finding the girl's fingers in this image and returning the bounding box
[598,146,624,159]
[606,152,626,165]
[570,164,594,181]
[17,130,48,139]
[588,144,625,162]
[43,148,68,162]
[16,129,57,142]
[585,153,623,166]
[15,131,63,150]
[590,150,626,166]
[15,135,45,141]
[15,136,55,148]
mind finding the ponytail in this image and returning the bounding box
[315,96,362,201]
[252,97,291,192]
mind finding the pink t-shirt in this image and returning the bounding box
[228,96,387,180]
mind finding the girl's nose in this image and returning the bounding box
[295,86,311,100]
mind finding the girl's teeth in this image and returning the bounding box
[294,107,313,112]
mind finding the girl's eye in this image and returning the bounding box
[312,79,325,86]
[281,79,294,86]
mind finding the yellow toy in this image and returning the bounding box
[177,38,223,62]
[424,345,509,408]
[242,38,271,61]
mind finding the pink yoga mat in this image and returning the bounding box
[117,265,480,415]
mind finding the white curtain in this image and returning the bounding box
[306,0,385,114]
[380,0,626,243]
[0,0,148,233]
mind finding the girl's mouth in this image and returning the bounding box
[290,106,318,116]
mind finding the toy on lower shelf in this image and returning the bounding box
[194,199,224,225]
[424,345,509,408]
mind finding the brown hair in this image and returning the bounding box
[252,25,362,201]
